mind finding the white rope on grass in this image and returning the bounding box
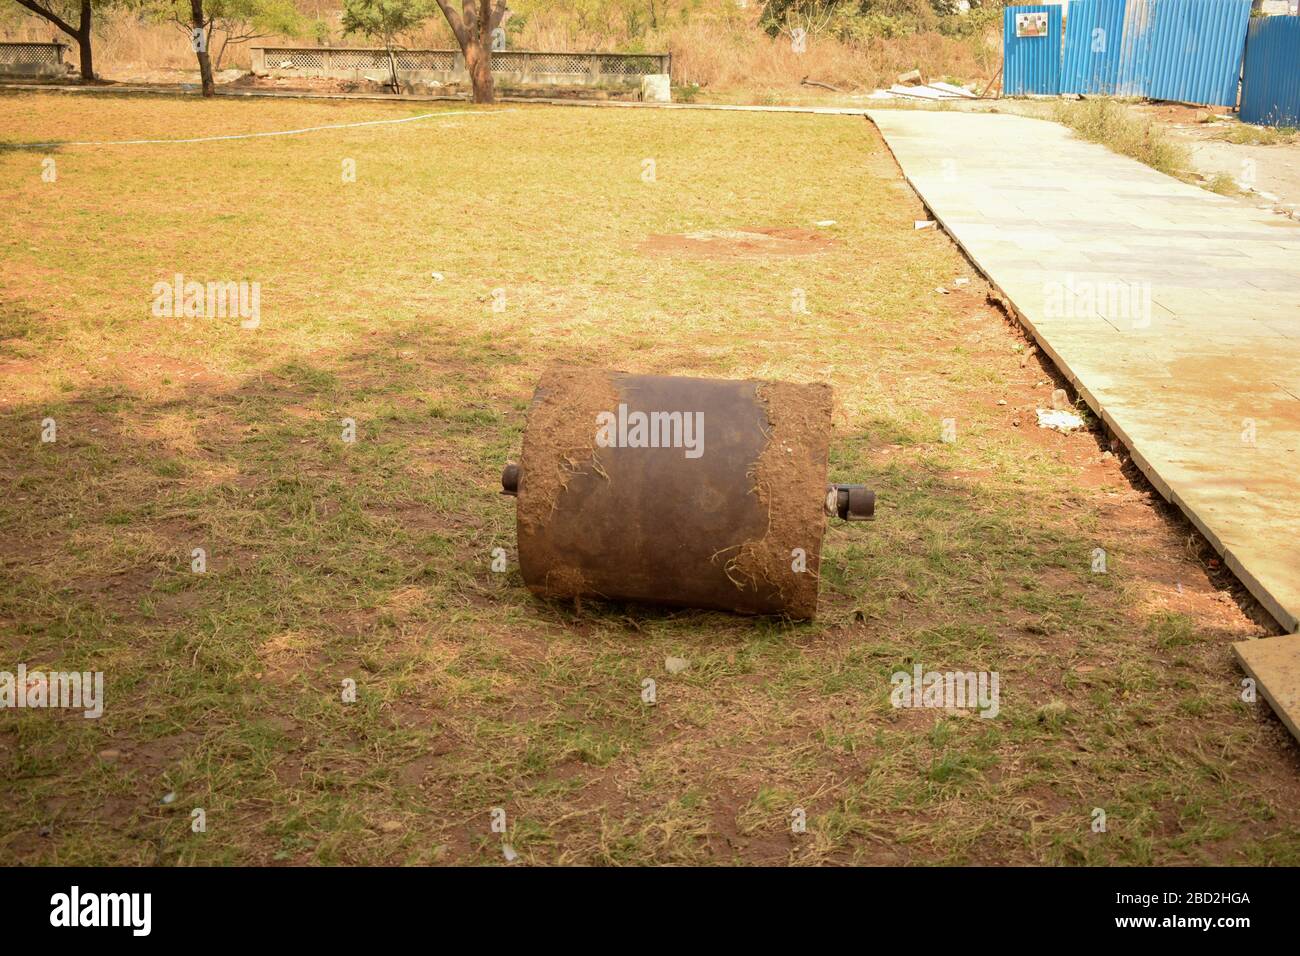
[19,107,510,148]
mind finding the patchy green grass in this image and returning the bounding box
[1,91,1297,866]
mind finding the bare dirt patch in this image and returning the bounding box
[1136,103,1233,125]
[640,227,836,259]
[114,353,228,391]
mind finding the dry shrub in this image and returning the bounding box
[0,8,274,73]
[1051,98,1190,177]
[98,12,200,71]
[1,3,1000,90]
[667,22,995,92]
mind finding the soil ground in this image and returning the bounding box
[1138,104,1300,214]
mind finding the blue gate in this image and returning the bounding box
[1241,15,1300,127]
[1003,5,1063,95]
[1061,0,1128,95]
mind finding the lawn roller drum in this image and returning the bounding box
[501,368,875,619]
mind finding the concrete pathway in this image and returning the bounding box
[868,110,1300,641]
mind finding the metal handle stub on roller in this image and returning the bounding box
[500,367,876,620]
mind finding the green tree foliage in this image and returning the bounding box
[340,0,434,90]
[154,0,302,70]
[341,0,435,46]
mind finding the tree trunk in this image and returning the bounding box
[190,0,215,97]
[386,41,399,94]
[76,0,93,81]
[432,0,504,103]
[464,37,494,104]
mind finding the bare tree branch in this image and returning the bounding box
[11,0,79,38]
[432,0,466,45]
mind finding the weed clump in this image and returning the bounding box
[1051,99,1189,177]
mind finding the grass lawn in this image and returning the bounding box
[1,90,1297,865]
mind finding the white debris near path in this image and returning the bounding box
[1036,408,1086,432]
[874,82,979,101]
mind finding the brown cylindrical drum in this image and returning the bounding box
[514,367,833,618]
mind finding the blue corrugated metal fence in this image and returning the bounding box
[1115,0,1155,96]
[1144,0,1251,106]
[1003,5,1063,95]
[1061,0,1128,95]
[1010,0,1251,106]
[1240,16,1300,127]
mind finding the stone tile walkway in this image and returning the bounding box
[869,109,1300,642]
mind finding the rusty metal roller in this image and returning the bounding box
[502,367,875,619]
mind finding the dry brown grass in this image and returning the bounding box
[668,22,994,92]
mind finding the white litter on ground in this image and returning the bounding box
[1036,408,1085,432]
[915,220,936,230]
[665,656,689,675]
[882,82,978,101]
[888,85,945,100]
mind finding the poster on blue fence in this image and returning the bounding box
[1016,11,1050,36]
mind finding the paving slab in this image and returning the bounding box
[1235,635,1300,742]
[869,109,1300,646]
